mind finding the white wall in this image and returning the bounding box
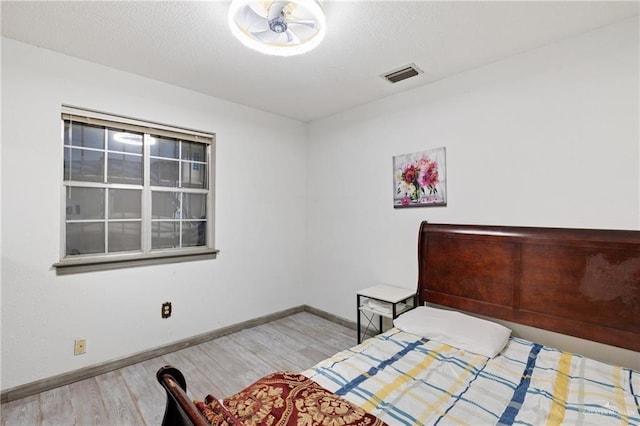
[1,38,308,390]
[306,18,639,365]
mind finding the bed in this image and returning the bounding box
[157,222,640,425]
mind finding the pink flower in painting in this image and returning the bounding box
[403,163,418,184]
[418,158,439,189]
[401,197,411,206]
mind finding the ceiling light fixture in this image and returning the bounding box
[228,0,326,57]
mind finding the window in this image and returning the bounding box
[55,107,217,273]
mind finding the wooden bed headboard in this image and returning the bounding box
[417,222,640,352]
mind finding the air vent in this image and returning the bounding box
[382,63,423,84]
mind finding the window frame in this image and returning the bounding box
[54,106,218,274]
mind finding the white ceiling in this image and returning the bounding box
[2,1,638,122]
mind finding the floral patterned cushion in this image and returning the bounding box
[195,396,242,426]
[195,371,386,426]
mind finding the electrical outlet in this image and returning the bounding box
[74,339,86,355]
[162,302,172,318]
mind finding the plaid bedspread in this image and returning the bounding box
[304,329,640,425]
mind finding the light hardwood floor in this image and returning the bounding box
[1,312,355,425]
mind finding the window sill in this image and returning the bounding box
[53,248,219,275]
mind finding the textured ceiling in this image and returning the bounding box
[2,1,638,122]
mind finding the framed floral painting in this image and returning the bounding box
[393,147,447,208]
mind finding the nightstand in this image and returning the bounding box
[357,284,417,343]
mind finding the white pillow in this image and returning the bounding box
[393,306,511,358]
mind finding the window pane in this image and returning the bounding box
[183,221,206,247]
[63,121,70,145]
[109,189,141,219]
[183,193,206,219]
[182,141,205,162]
[66,187,104,220]
[66,222,105,255]
[151,221,180,249]
[108,222,141,252]
[150,136,178,159]
[107,153,143,185]
[64,147,104,182]
[181,162,207,189]
[69,123,104,149]
[107,129,143,154]
[152,191,180,219]
[151,158,179,187]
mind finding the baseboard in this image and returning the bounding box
[1,305,354,404]
[303,305,356,330]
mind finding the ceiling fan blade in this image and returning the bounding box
[286,19,316,28]
[285,29,300,44]
[252,30,284,43]
[241,5,269,30]
[268,1,288,20]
